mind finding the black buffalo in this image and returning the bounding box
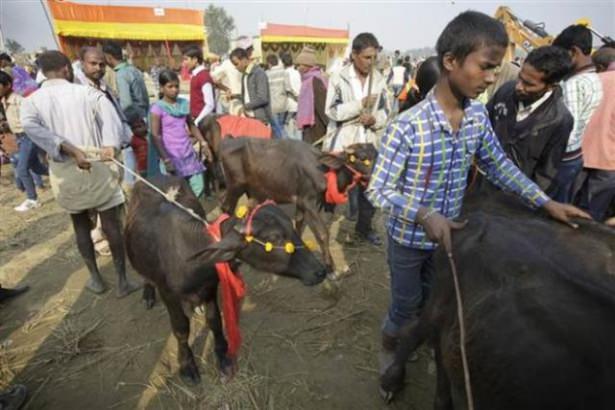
[381,190,615,409]
[125,176,326,384]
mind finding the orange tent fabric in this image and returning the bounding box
[47,0,204,41]
[261,23,348,44]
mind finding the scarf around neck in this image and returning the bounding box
[155,97,189,117]
[297,67,327,129]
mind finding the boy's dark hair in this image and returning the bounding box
[416,56,441,97]
[525,46,573,84]
[436,11,508,68]
[230,48,248,60]
[280,52,293,67]
[352,32,380,53]
[0,70,13,86]
[102,41,123,61]
[124,105,143,125]
[183,46,203,64]
[266,54,279,67]
[553,25,592,55]
[158,69,179,87]
[0,53,12,63]
[38,51,71,74]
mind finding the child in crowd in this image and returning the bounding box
[150,70,210,197]
[124,107,148,177]
[0,70,48,212]
[367,10,590,383]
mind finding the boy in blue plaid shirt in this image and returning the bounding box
[366,11,589,374]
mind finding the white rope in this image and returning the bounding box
[104,156,209,226]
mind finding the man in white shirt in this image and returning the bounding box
[265,54,288,139]
[281,52,302,140]
[389,59,407,113]
[212,36,254,115]
[20,51,140,298]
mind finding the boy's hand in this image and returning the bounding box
[543,200,592,228]
[417,207,467,255]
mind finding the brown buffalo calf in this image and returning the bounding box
[218,137,376,274]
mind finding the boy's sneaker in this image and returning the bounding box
[14,199,41,212]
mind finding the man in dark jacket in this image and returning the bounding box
[230,48,273,125]
[487,46,574,194]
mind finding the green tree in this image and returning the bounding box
[204,5,235,55]
[5,38,25,54]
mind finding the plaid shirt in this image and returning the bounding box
[367,92,550,250]
[560,72,603,158]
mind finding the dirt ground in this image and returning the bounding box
[0,167,436,410]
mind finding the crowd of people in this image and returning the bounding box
[0,10,614,408]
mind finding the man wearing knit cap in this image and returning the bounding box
[296,47,328,144]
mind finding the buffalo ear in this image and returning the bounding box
[189,233,243,264]
[319,153,345,170]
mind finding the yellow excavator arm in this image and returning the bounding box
[494,6,553,62]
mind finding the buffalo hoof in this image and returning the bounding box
[0,383,28,410]
[117,280,142,299]
[379,364,405,403]
[86,277,107,295]
[143,296,155,310]
[142,285,156,310]
[0,286,29,303]
[379,386,395,404]
[179,362,201,385]
[219,356,238,383]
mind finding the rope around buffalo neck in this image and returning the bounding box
[103,155,310,254]
[448,252,474,410]
[105,156,209,226]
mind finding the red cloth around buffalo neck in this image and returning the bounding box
[324,170,348,205]
[324,166,367,205]
[205,214,246,358]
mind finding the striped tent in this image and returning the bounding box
[46,0,206,69]
[259,23,349,68]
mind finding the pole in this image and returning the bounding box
[40,0,60,49]
[0,23,5,51]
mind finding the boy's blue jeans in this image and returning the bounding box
[382,235,435,337]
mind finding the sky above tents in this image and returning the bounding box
[2,0,613,52]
